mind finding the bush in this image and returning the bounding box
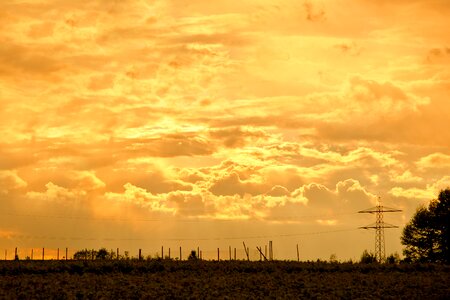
[188,250,198,260]
[360,250,377,264]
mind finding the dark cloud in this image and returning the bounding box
[303,1,326,22]
[209,127,269,148]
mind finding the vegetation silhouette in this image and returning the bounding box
[360,250,377,264]
[188,250,198,260]
[402,188,450,263]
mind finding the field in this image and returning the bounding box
[0,260,449,299]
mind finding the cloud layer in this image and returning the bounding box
[1,0,449,260]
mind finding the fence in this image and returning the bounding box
[2,241,296,262]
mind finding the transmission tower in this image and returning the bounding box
[358,197,402,262]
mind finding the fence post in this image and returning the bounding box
[31,249,34,260]
[42,248,45,261]
[57,248,59,260]
[179,247,182,260]
[234,248,236,260]
[297,244,300,262]
[243,242,249,261]
[217,248,220,261]
[117,248,119,260]
[161,246,164,259]
[66,248,68,260]
[269,241,273,261]
[14,247,18,260]
[139,249,142,260]
[169,248,171,259]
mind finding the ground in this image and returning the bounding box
[0,260,449,299]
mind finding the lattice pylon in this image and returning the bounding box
[375,204,385,262]
[358,197,401,263]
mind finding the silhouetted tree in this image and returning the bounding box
[401,189,450,263]
[188,250,198,260]
[386,253,400,264]
[360,250,377,264]
[74,249,97,260]
[96,248,109,260]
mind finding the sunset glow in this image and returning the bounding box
[1,0,449,261]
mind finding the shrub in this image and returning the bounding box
[360,250,377,264]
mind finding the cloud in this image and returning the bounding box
[303,1,326,22]
[292,179,376,210]
[0,170,27,194]
[0,229,16,239]
[166,191,208,217]
[426,47,450,63]
[104,183,174,214]
[416,153,450,169]
[209,172,266,196]
[334,41,362,56]
[0,43,62,79]
[209,127,270,148]
[390,170,422,184]
[26,182,81,203]
[389,176,450,200]
[267,185,290,197]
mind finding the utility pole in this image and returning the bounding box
[358,197,402,263]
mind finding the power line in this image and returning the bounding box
[1,211,358,223]
[7,228,359,242]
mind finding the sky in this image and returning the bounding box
[0,0,449,261]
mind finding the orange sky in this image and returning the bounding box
[1,0,449,261]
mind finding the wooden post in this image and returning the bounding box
[234,248,236,260]
[243,242,249,261]
[139,249,142,260]
[265,245,267,258]
[117,248,119,260]
[42,248,45,261]
[57,248,60,260]
[200,250,202,260]
[296,244,300,262]
[256,246,268,261]
[31,249,34,260]
[14,247,17,260]
[161,246,164,259]
[197,247,200,259]
[229,246,232,261]
[169,248,171,259]
[179,247,182,260]
[269,241,273,261]
[66,248,68,260]
[217,248,220,261]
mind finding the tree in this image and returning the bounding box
[73,249,97,260]
[96,248,109,260]
[401,189,450,263]
[188,250,198,260]
[360,250,377,264]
